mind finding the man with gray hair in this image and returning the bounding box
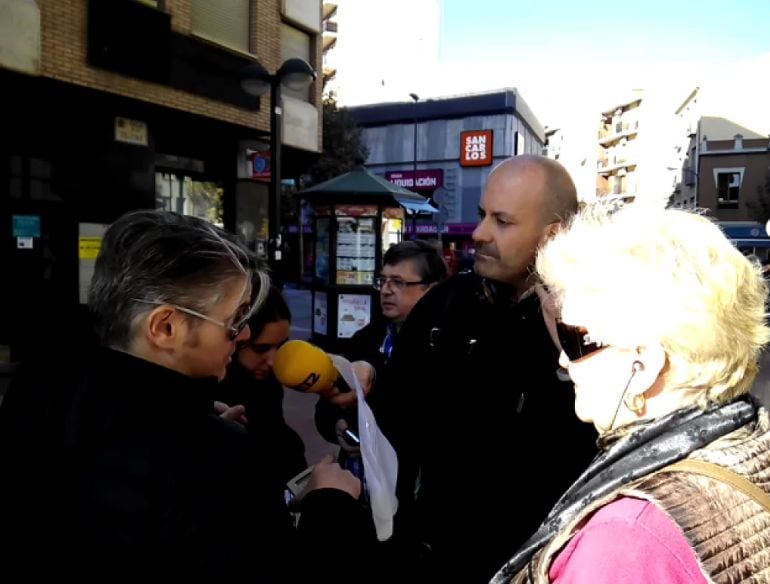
[0,210,369,580]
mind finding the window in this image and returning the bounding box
[156,172,224,227]
[282,23,313,101]
[191,0,251,54]
[716,170,742,208]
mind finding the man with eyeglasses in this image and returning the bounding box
[315,240,448,452]
[0,210,370,580]
[375,156,598,583]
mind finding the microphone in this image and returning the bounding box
[273,340,352,394]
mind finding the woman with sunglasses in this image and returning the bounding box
[215,285,307,483]
[492,204,770,584]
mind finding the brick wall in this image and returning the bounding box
[36,0,314,136]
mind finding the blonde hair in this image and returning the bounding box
[537,204,770,405]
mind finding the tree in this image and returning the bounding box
[747,169,770,225]
[308,92,369,185]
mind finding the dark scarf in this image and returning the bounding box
[490,397,758,584]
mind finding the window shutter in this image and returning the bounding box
[191,0,251,54]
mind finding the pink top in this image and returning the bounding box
[549,497,707,584]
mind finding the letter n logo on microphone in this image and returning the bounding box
[298,372,320,391]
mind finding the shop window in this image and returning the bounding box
[155,172,223,227]
[192,0,251,54]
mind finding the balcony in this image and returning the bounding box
[598,119,639,145]
[597,149,637,174]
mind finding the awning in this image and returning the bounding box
[731,238,770,249]
[395,195,438,215]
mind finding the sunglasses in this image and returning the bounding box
[556,321,605,362]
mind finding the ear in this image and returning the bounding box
[539,221,561,246]
[628,344,666,397]
[144,306,184,350]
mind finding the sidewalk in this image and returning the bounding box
[282,286,339,464]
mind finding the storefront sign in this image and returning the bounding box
[78,237,103,260]
[460,130,493,166]
[115,117,148,146]
[335,205,378,217]
[405,223,477,235]
[12,214,40,238]
[384,170,444,191]
[248,149,271,181]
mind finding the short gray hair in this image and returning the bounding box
[88,210,261,349]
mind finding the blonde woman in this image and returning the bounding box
[492,205,770,584]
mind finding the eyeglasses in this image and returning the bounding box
[373,276,427,291]
[556,321,606,362]
[131,299,253,340]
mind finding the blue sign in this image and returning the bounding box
[12,215,41,238]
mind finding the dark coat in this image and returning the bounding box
[216,361,307,483]
[373,273,598,583]
[0,347,370,581]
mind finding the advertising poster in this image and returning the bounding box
[337,294,371,338]
[336,216,375,285]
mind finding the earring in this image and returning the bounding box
[624,392,646,415]
[624,361,646,415]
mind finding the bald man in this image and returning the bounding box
[370,156,597,583]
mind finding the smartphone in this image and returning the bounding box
[342,428,360,447]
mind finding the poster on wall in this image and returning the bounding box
[337,294,371,338]
[336,216,376,285]
[313,291,328,335]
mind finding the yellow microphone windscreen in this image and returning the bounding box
[273,340,338,393]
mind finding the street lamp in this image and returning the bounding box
[241,58,316,269]
[409,92,419,240]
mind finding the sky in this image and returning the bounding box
[430,0,770,130]
[330,0,770,134]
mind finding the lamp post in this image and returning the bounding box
[241,58,316,270]
[409,92,419,240]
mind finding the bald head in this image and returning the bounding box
[473,155,579,291]
[489,155,578,226]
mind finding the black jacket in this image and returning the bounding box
[375,273,597,583]
[0,347,370,581]
[216,361,307,483]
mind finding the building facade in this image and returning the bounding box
[596,90,679,206]
[1,0,324,363]
[349,89,545,253]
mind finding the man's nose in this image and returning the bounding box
[558,351,570,369]
[472,217,489,243]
